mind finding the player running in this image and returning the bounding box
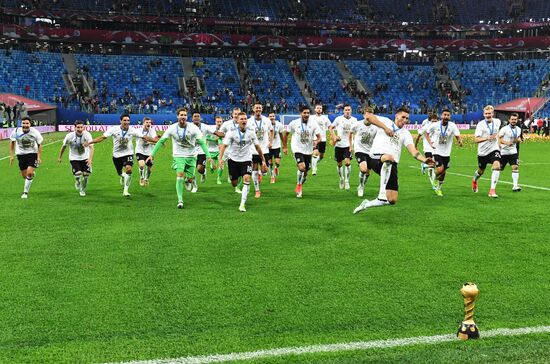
[57,120,94,196]
[498,112,522,192]
[310,104,331,175]
[415,113,438,187]
[268,112,284,184]
[146,108,211,209]
[248,102,273,198]
[191,110,210,192]
[136,117,159,186]
[219,112,267,212]
[353,107,434,213]
[283,106,322,198]
[86,114,142,197]
[351,109,378,197]
[472,105,502,198]
[423,109,463,196]
[215,107,247,192]
[9,117,43,199]
[206,115,224,184]
[329,104,357,190]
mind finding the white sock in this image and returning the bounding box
[75,175,81,184]
[24,177,33,193]
[474,171,481,181]
[512,171,519,187]
[337,166,343,179]
[240,182,250,205]
[297,170,305,185]
[312,155,319,169]
[345,165,351,182]
[270,165,274,176]
[139,167,145,179]
[145,166,150,180]
[366,199,390,208]
[81,176,88,191]
[437,180,444,190]
[378,162,392,200]
[359,172,368,188]
[124,172,132,187]
[428,168,435,184]
[490,169,500,190]
[252,171,260,191]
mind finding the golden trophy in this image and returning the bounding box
[457,282,480,340]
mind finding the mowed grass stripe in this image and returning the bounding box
[107,325,550,364]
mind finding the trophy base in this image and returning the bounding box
[457,322,480,340]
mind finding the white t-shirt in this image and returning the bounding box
[248,115,272,154]
[103,125,140,158]
[135,127,158,156]
[63,131,93,160]
[159,122,204,158]
[498,125,521,156]
[351,120,378,154]
[418,119,437,154]
[204,125,221,153]
[331,115,357,148]
[370,116,414,163]
[310,114,331,142]
[9,127,43,155]
[425,121,461,157]
[287,118,322,155]
[271,120,284,149]
[193,122,211,155]
[474,118,501,156]
[222,128,259,162]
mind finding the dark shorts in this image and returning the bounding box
[477,150,501,170]
[196,154,207,167]
[294,153,312,170]
[228,159,253,180]
[314,141,327,154]
[334,146,351,162]
[70,159,92,175]
[113,155,134,174]
[434,155,451,170]
[136,153,153,167]
[253,153,270,167]
[17,153,38,170]
[500,153,519,169]
[269,148,281,159]
[424,151,433,158]
[355,152,372,167]
[371,155,399,191]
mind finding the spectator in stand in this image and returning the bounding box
[537,117,544,135]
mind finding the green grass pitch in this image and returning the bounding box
[1,131,549,363]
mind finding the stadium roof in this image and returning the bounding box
[0,93,56,111]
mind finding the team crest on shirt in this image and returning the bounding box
[390,134,400,146]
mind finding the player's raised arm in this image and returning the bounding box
[86,134,107,146]
[364,112,393,136]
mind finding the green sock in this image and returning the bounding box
[217,168,223,179]
[176,177,184,202]
[238,178,243,189]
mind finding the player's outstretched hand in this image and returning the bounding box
[9,156,14,166]
[283,146,288,155]
[83,142,90,147]
[87,160,93,167]
[425,157,435,167]
[261,162,268,173]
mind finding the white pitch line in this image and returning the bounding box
[408,166,550,191]
[0,139,63,161]
[107,325,550,364]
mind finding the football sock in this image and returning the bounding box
[512,171,519,186]
[241,182,250,205]
[75,175,81,184]
[437,180,444,190]
[473,170,481,181]
[345,165,351,182]
[490,169,500,190]
[378,162,392,200]
[312,155,319,170]
[217,167,223,179]
[428,167,435,184]
[24,177,33,193]
[252,171,260,191]
[359,172,368,188]
[139,167,145,180]
[297,170,305,185]
[337,166,343,179]
[145,166,150,180]
[81,176,88,191]
[176,176,184,202]
[123,172,132,187]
